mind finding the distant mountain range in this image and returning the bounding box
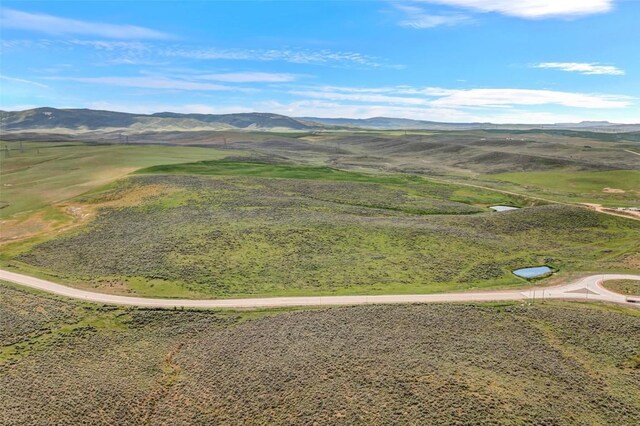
[1,107,638,133]
[301,117,640,132]
[0,108,321,132]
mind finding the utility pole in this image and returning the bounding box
[19,141,25,153]
[584,280,590,302]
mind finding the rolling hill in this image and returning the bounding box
[302,116,640,132]
[0,108,324,132]
[1,107,639,133]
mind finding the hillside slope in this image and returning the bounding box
[2,108,638,132]
[0,108,323,132]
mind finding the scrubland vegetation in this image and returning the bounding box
[0,131,638,425]
[7,163,638,298]
[602,279,640,296]
[1,284,639,425]
[1,134,638,299]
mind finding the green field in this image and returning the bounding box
[138,159,411,182]
[0,142,233,219]
[1,284,639,425]
[488,170,640,207]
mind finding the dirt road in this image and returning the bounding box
[426,176,640,221]
[1,269,638,308]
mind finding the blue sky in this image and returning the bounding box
[1,0,638,123]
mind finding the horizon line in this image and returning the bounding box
[2,106,639,126]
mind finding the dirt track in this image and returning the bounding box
[1,269,638,308]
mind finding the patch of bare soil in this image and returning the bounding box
[0,204,93,245]
[581,203,640,221]
[603,187,625,193]
[0,184,178,245]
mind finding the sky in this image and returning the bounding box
[1,0,638,123]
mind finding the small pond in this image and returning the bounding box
[512,266,553,278]
[490,205,519,212]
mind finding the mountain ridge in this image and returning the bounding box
[1,107,638,133]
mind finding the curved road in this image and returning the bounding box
[0,269,638,309]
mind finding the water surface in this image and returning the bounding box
[513,266,553,278]
[490,205,519,212]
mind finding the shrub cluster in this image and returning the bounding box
[17,175,639,297]
[1,286,639,425]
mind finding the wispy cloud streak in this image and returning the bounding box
[395,4,470,28]
[1,38,398,69]
[534,62,625,75]
[0,8,171,39]
[196,72,298,83]
[0,74,49,88]
[412,1,614,19]
[48,76,236,91]
[290,85,632,109]
[161,46,396,68]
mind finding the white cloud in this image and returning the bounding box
[242,100,636,124]
[196,72,298,83]
[85,101,255,115]
[49,76,236,91]
[2,38,397,69]
[0,74,49,88]
[162,46,398,68]
[264,100,479,121]
[289,90,431,105]
[46,72,298,91]
[430,88,630,108]
[66,40,151,51]
[414,0,614,18]
[290,86,631,109]
[0,104,41,111]
[0,8,171,39]
[395,4,470,28]
[534,62,625,75]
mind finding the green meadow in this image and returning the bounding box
[488,170,640,206]
[0,142,234,219]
